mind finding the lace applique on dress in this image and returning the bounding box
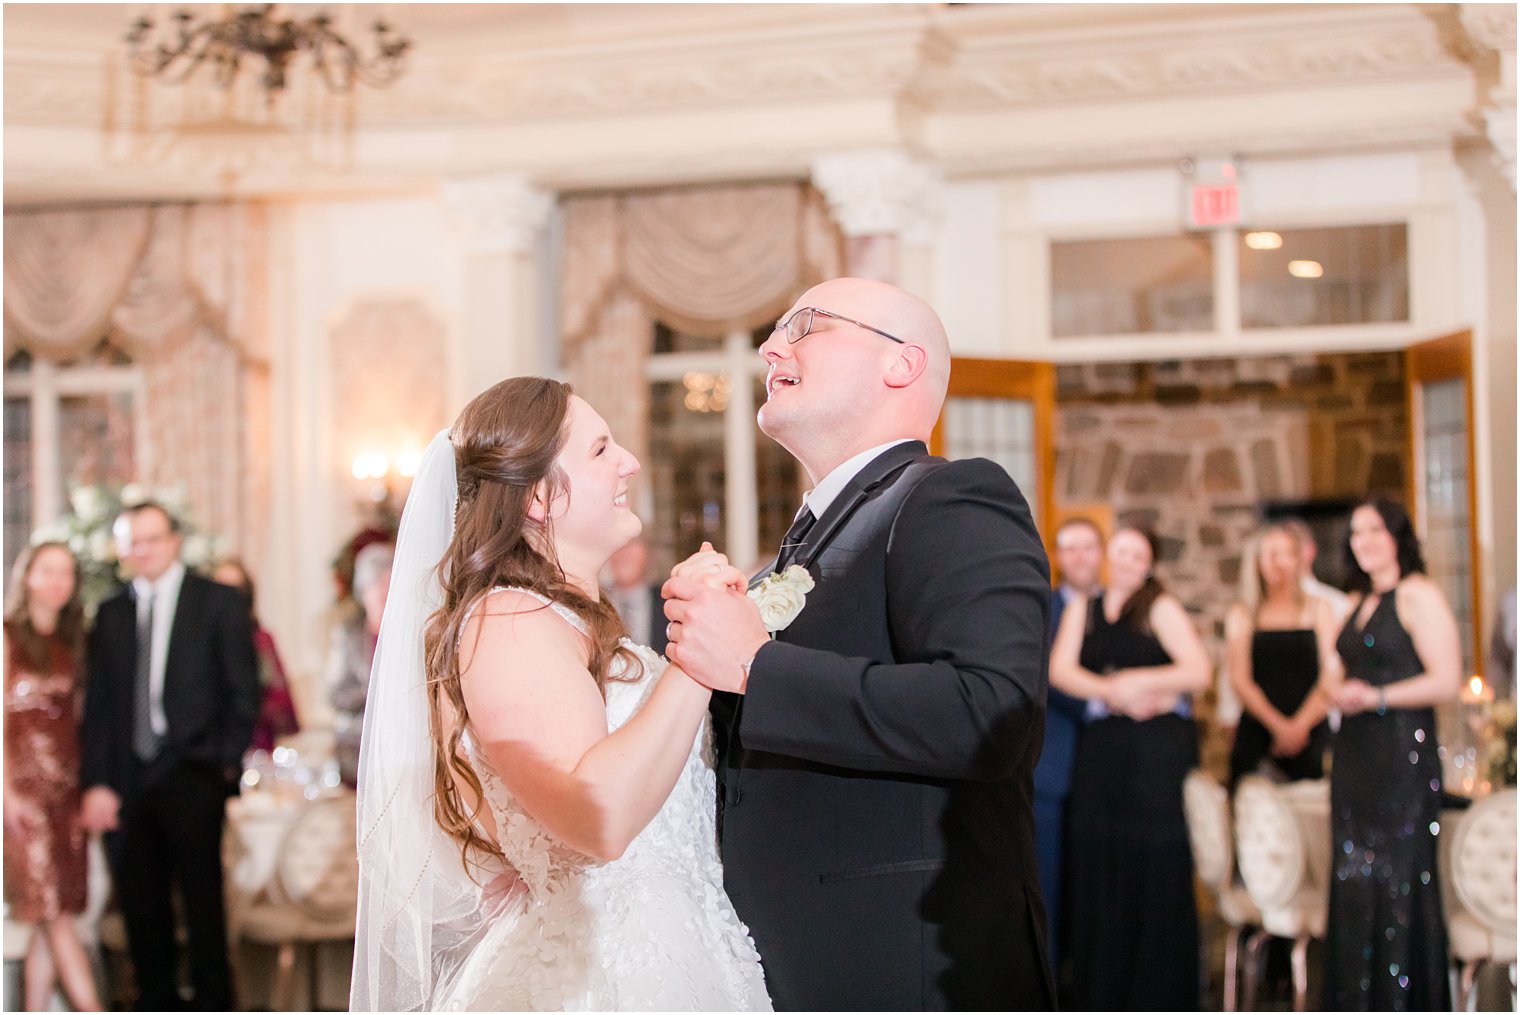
[442,587,770,1011]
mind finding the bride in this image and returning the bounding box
[350,377,771,1011]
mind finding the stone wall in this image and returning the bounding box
[1054,350,1409,772]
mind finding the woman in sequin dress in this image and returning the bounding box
[1322,498,1460,1011]
[3,542,103,1012]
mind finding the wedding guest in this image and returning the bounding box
[1321,497,1459,1010]
[1283,517,1351,622]
[1490,586,1515,699]
[606,536,668,655]
[1037,516,1103,970]
[3,543,102,1012]
[79,501,258,1011]
[1225,523,1334,786]
[328,541,392,787]
[212,557,300,754]
[1050,525,1210,1011]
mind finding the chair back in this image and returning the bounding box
[1183,769,1234,889]
[1233,775,1306,910]
[1448,788,1517,936]
[276,792,360,923]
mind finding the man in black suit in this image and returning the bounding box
[79,501,259,1010]
[663,278,1054,1010]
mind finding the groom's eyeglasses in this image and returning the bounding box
[776,307,907,346]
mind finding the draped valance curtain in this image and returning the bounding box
[3,202,270,561]
[559,182,843,466]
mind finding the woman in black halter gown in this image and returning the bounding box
[1322,498,1461,1011]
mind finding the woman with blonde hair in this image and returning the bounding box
[351,377,769,1011]
[3,542,103,1011]
[1224,522,1336,786]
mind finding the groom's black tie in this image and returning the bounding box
[775,507,817,572]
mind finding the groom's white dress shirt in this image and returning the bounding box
[801,440,915,520]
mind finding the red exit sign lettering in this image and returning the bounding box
[1189,184,1240,227]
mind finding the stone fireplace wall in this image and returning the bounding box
[1054,351,1409,771]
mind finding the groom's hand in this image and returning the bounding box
[661,576,769,695]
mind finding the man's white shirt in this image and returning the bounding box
[132,560,185,737]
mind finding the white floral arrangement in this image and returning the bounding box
[31,482,224,612]
[747,564,815,634]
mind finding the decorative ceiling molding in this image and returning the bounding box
[1,3,1502,203]
[910,21,1465,109]
[1457,3,1518,55]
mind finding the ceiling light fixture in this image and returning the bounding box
[125,4,411,106]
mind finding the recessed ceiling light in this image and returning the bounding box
[1288,260,1324,279]
[1244,231,1283,250]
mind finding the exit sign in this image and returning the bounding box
[1189,183,1240,228]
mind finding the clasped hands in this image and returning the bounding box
[1100,673,1179,722]
[1329,678,1382,716]
[660,543,771,696]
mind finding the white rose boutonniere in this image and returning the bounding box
[748,564,816,634]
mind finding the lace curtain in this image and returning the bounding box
[559,182,842,464]
[3,202,270,562]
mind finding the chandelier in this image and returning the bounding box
[124,4,411,104]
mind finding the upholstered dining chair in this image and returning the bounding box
[1232,775,1331,1012]
[1441,788,1517,1011]
[237,791,359,1010]
[1182,769,1264,1011]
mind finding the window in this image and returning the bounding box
[1051,223,1409,339]
[1051,234,1214,337]
[1239,224,1408,329]
[3,342,144,573]
[645,325,801,576]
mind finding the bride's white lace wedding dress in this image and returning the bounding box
[436,589,772,1012]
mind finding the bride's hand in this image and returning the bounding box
[670,542,747,593]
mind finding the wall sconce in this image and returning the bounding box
[350,445,421,518]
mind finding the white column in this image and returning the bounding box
[723,329,758,570]
[441,174,555,407]
[1461,3,1517,193]
[810,150,942,285]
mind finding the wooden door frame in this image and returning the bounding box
[1404,329,1483,674]
[930,357,1056,538]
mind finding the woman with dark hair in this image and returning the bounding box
[350,377,769,1011]
[3,542,103,1011]
[211,557,300,754]
[1049,525,1211,1010]
[1321,497,1459,1010]
[1225,522,1335,785]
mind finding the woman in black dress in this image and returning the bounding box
[1226,523,1335,786]
[1050,526,1212,1010]
[1322,497,1460,1011]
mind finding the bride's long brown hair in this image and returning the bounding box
[424,377,641,868]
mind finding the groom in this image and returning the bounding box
[663,278,1055,1010]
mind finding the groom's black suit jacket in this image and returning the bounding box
[714,441,1056,1011]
